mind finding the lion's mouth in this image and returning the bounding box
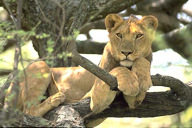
[120,59,133,68]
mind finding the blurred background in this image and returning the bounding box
[0,0,192,127]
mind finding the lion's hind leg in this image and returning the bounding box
[6,61,65,117]
[20,61,65,117]
[24,92,65,117]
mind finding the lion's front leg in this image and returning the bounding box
[110,67,140,108]
[131,57,152,92]
[110,67,139,96]
[90,78,117,114]
[123,91,146,109]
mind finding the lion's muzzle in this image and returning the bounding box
[120,60,134,68]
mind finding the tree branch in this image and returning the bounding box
[1,74,191,127]
[45,74,192,125]
[0,108,51,127]
[181,8,192,17]
[2,0,23,109]
[88,0,142,22]
[1,1,25,125]
[66,0,119,90]
[137,0,187,16]
[76,40,161,54]
[155,22,192,62]
[72,51,118,90]
[77,40,106,54]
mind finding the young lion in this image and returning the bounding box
[86,14,158,113]
[5,14,158,117]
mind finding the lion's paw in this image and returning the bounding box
[123,91,146,109]
[132,57,152,92]
[135,91,146,107]
[110,67,139,96]
[138,72,152,91]
[50,92,65,108]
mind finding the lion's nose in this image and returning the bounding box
[121,51,133,56]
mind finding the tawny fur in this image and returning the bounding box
[87,14,158,113]
[5,14,158,117]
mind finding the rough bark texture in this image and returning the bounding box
[1,0,191,62]
[0,0,192,127]
[1,74,192,127]
[77,22,192,62]
[161,23,192,62]
[45,74,192,125]
[15,0,142,67]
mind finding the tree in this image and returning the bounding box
[0,0,192,127]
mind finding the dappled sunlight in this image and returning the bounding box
[1,30,192,127]
[89,29,109,42]
[76,34,87,41]
[1,0,192,125]
[0,41,38,70]
[151,49,192,83]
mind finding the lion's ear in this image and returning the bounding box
[105,14,123,33]
[140,15,158,30]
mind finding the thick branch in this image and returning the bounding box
[88,0,142,22]
[1,74,191,127]
[0,108,51,127]
[8,0,143,31]
[155,22,192,62]
[66,0,119,90]
[137,0,187,16]
[80,19,105,36]
[77,40,106,54]
[76,40,162,54]
[181,8,192,17]
[72,51,118,90]
[45,74,192,125]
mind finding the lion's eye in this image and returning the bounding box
[116,33,122,38]
[136,34,143,39]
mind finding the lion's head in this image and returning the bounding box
[105,14,158,67]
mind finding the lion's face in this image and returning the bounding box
[105,14,158,67]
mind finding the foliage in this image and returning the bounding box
[0,0,192,127]
[0,20,76,68]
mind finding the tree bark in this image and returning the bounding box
[0,0,192,127]
[77,23,192,63]
[46,74,192,124]
[77,40,106,54]
[1,74,192,127]
[21,0,142,67]
[156,23,192,62]
[1,0,191,63]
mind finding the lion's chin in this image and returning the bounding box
[120,60,133,68]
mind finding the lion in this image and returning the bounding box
[88,14,158,114]
[5,64,96,117]
[5,14,158,118]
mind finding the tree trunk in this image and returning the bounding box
[16,0,141,67]
[1,0,192,127]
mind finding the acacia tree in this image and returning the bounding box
[0,0,192,127]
